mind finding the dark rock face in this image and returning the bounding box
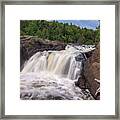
[20,36,66,69]
[84,50,94,58]
[77,43,100,99]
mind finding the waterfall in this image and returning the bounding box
[20,45,95,100]
[21,45,95,80]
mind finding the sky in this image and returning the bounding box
[56,20,100,30]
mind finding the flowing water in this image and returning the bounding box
[20,45,95,100]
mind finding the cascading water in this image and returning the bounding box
[20,45,95,100]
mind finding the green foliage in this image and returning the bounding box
[20,20,100,45]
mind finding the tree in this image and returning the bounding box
[20,20,100,45]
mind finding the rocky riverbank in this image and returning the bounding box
[75,43,100,99]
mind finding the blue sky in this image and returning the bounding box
[56,20,100,30]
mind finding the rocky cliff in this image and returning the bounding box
[76,43,100,99]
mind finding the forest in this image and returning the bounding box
[20,20,100,45]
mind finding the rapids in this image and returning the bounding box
[20,45,95,100]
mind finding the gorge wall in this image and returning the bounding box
[76,43,100,99]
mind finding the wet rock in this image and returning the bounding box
[84,49,94,58]
[75,53,86,61]
[76,43,100,99]
[84,43,100,99]
[76,78,86,89]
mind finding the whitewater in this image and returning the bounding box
[20,45,95,100]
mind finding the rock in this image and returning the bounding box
[75,76,86,89]
[76,43,100,99]
[75,53,86,62]
[84,62,100,82]
[84,49,94,58]
[84,43,100,99]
